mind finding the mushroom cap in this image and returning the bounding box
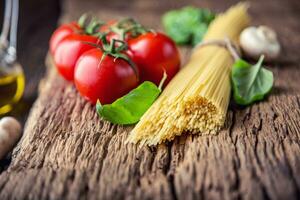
[239,26,280,61]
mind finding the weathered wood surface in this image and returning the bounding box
[0,0,300,199]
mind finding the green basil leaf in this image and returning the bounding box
[200,8,216,24]
[162,6,215,46]
[191,23,208,46]
[231,56,274,105]
[231,55,274,105]
[96,81,161,125]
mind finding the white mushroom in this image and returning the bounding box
[239,26,281,61]
[0,117,22,160]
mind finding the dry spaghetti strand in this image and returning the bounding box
[128,3,251,145]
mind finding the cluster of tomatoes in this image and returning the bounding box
[50,16,180,104]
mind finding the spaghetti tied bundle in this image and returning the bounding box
[127,3,251,145]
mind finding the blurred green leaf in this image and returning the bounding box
[162,6,215,46]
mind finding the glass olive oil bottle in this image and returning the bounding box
[0,63,25,115]
[0,0,24,115]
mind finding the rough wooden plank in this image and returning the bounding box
[0,0,300,199]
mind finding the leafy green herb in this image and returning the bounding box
[191,23,208,46]
[162,6,215,46]
[96,82,161,125]
[231,55,274,105]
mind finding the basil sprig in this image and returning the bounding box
[231,55,274,105]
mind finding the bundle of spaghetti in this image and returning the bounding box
[128,3,250,145]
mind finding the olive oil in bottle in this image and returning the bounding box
[0,63,25,115]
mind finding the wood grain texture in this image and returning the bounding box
[0,0,300,199]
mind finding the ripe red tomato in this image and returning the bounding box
[127,32,180,86]
[49,22,81,55]
[53,34,100,81]
[74,48,139,104]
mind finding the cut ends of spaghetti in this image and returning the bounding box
[127,96,225,146]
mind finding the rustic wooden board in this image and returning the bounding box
[0,0,300,199]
